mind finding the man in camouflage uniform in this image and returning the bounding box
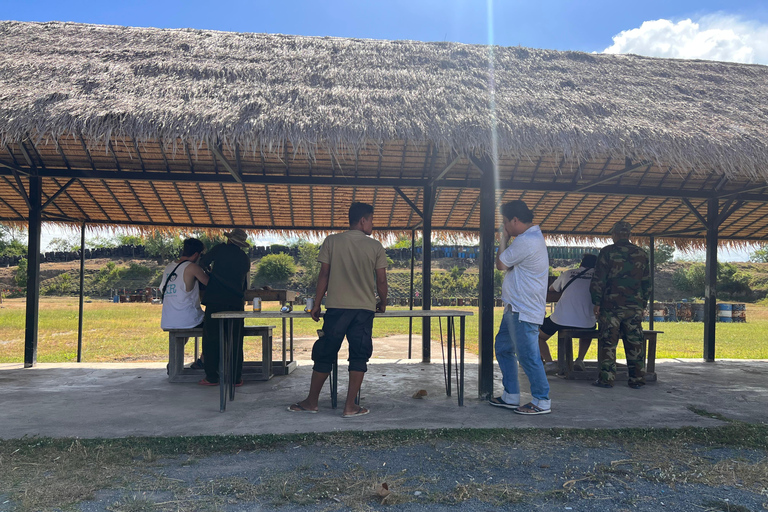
[590,221,651,389]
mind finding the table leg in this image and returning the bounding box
[262,329,272,380]
[646,333,657,375]
[446,317,452,397]
[331,360,338,409]
[282,316,287,373]
[229,320,236,402]
[460,316,465,407]
[557,334,567,376]
[219,319,226,412]
[289,316,294,365]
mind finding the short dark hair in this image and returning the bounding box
[349,202,374,225]
[500,200,534,223]
[181,238,204,257]
[580,254,597,268]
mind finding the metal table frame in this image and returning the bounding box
[211,309,473,412]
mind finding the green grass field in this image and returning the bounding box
[0,297,767,363]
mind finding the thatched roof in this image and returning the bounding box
[1,20,768,243]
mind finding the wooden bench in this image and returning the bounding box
[557,329,661,381]
[167,325,275,383]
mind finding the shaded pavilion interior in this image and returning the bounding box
[2,21,768,397]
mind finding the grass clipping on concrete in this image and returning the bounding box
[2,422,768,511]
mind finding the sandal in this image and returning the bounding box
[488,396,519,409]
[342,406,370,418]
[513,402,551,415]
[287,403,318,413]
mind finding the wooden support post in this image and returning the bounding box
[422,184,433,363]
[649,236,655,331]
[77,221,86,362]
[703,198,718,361]
[24,176,42,368]
[477,158,496,399]
[408,229,415,359]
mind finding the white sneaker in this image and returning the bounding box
[573,359,586,371]
[543,362,558,373]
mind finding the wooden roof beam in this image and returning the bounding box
[394,187,423,218]
[574,159,651,193]
[172,183,194,224]
[51,177,90,220]
[41,178,75,211]
[682,198,708,227]
[242,183,256,226]
[430,155,461,186]
[132,140,146,172]
[209,144,242,183]
[148,181,173,223]
[4,173,31,210]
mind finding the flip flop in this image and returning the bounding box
[197,378,218,386]
[488,396,519,409]
[342,406,370,418]
[287,403,318,413]
[513,402,551,415]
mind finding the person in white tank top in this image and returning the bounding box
[160,239,210,367]
[538,253,597,371]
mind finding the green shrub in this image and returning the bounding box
[14,258,27,288]
[295,242,320,290]
[144,231,182,262]
[255,253,296,286]
[93,261,123,295]
[43,273,73,295]
[672,262,753,301]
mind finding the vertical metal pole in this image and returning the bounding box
[477,158,496,399]
[703,198,718,361]
[408,229,415,359]
[77,222,86,362]
[24,176,42,368]
[422,184,433,363]
[649,236,655,331]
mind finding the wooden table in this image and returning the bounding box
[557,328,661,381]
[211,309,474,412]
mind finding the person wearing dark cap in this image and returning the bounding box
[538,253,598,372]
[197,228,251,386]
[490,200,551,415]
[590,221,651,389]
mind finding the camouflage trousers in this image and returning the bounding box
[597,308,646,385]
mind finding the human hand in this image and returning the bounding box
[310,304,322,322]
[376,301,386,313]
[593,305,600,316]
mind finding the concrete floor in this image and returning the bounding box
[1,355,767,439]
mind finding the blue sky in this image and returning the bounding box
[4,0,768,55]
[5,1,768,258]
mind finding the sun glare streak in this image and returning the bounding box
[486,0,502,216]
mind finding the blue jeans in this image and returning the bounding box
[495,309,551,409]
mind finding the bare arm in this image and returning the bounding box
[311,262,330,322]
[185,262,209,289]
[375,267,388,313]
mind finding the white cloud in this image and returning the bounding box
[603,14,768,65]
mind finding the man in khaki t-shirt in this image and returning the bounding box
[289,202,387,418]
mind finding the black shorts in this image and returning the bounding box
[540,316,596,337]
[311,308,375,373]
